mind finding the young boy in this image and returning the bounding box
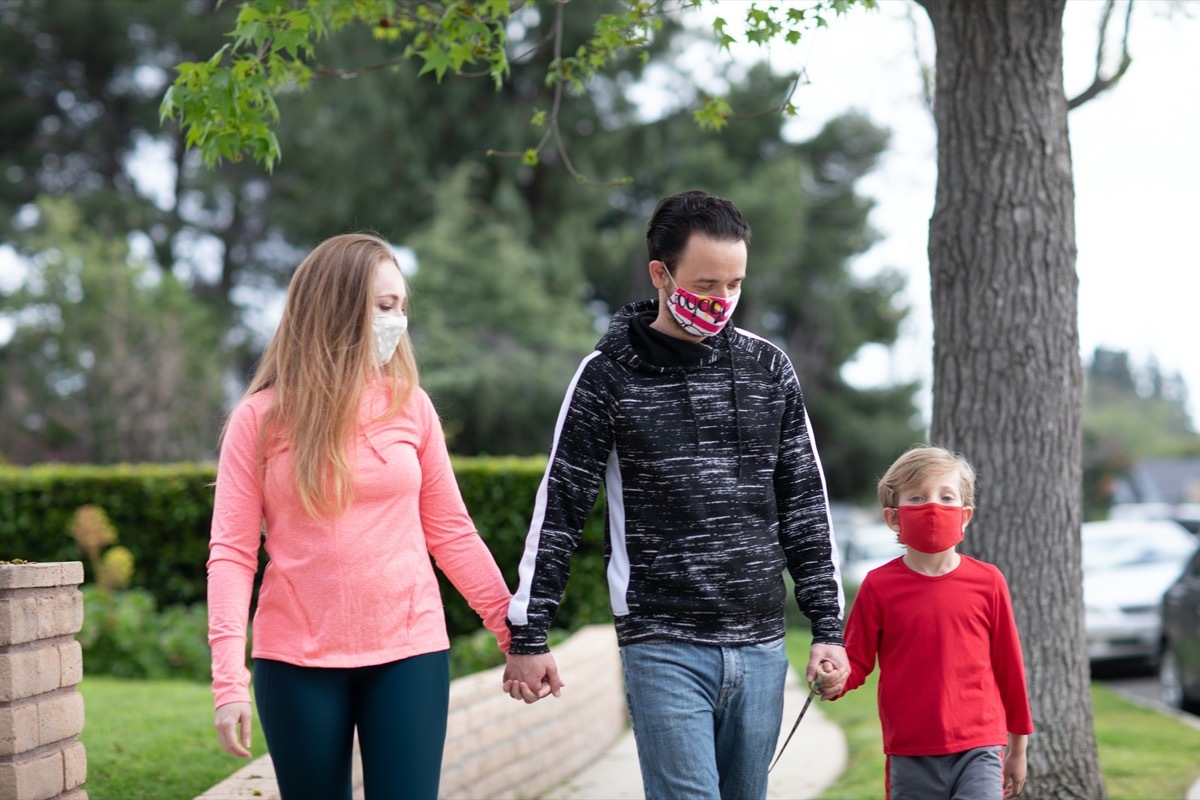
[834,445,1033,799]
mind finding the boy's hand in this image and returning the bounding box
[813,659,845,700]
[1003,734,1028,797]
[807,643,849,700]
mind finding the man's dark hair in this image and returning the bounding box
[646,190,752,272]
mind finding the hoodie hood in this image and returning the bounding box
[597,299,732,374]
[598,299,753,477]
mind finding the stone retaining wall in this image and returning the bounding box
[0,562,87,800]
[198,624,627,800]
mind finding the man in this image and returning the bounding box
[503,190,847,800]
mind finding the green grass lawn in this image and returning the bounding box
[76,630,515,800]
[79,676,265,800]
[785,629,1200,800]
[1092,683,1200,799]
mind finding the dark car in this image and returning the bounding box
[1160,544,1200,712]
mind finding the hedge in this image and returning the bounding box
[0,458,611,639]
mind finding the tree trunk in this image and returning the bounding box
[915,2,1102,798]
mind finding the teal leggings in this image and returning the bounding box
[254,651,450,800]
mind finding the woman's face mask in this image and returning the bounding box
[664,270,740,338]
[372,314,408,365]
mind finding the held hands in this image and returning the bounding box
[810,659,844,700]
[502,652,565,704]
[214,701,253,758]
[807,643,850,701]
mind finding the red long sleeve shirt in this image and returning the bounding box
[839,555,1034,756]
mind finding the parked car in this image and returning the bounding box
[839,522,904,586]
[1159,545,1200,712]
[1082,519,1198,667]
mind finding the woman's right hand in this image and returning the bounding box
[214,701,254,757]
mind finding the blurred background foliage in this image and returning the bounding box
[0,0,1195,513]
[0,458,606,680]
[1083,346,1200,519]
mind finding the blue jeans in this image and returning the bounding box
[620,639,789,800]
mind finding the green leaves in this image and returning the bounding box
[694,95,733,131]
[721,0,867,50]
[158,3,329,171]
[232,3,321,59]
[553,0,662,94]
[415,41,458,82]
[712,16,737,51]
[161,0,876,172]
[162,0,520,168]
[412,1,511,83]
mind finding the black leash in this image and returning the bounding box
[768,678,821,774]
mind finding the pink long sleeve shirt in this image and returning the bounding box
[207,383,512,708]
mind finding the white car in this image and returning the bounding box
[839,522,905,586]
[1082,519,1198,666]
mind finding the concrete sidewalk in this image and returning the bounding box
[539,667,848,799]
[197,637,849,800]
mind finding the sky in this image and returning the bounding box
[670,0,1200,424]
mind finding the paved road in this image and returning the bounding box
[1098,670,1160,705]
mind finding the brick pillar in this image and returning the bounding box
[0,563,87,800]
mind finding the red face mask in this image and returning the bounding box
[895,503,965,554]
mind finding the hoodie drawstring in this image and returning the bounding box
[681,338,746,474]
[728,345,748,479]
[682,375,701,457]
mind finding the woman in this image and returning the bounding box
[207,232,513,800]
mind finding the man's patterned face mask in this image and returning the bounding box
[664,271,740,338]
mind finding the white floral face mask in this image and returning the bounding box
[372,314,408,365]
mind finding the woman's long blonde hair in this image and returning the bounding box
[229,232,419,518]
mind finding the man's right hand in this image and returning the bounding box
[502,652,565,704]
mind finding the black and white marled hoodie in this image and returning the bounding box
[506,300,845,654]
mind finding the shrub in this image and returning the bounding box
[0,463,216,607]
[1,459,612,641]
[78,589,555,685]
[79,586,210,682]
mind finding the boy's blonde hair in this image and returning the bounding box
[877,445,977,509]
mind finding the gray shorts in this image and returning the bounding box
[887,746,1004,800]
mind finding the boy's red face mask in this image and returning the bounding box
[895,502,965,554]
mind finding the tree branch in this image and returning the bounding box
[1068,0,1134,110]
[724,71,809,122]
[905,1,934,119]
[311,33,554,82]
[487,0,631,188]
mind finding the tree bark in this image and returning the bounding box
[915,2,1102,798]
